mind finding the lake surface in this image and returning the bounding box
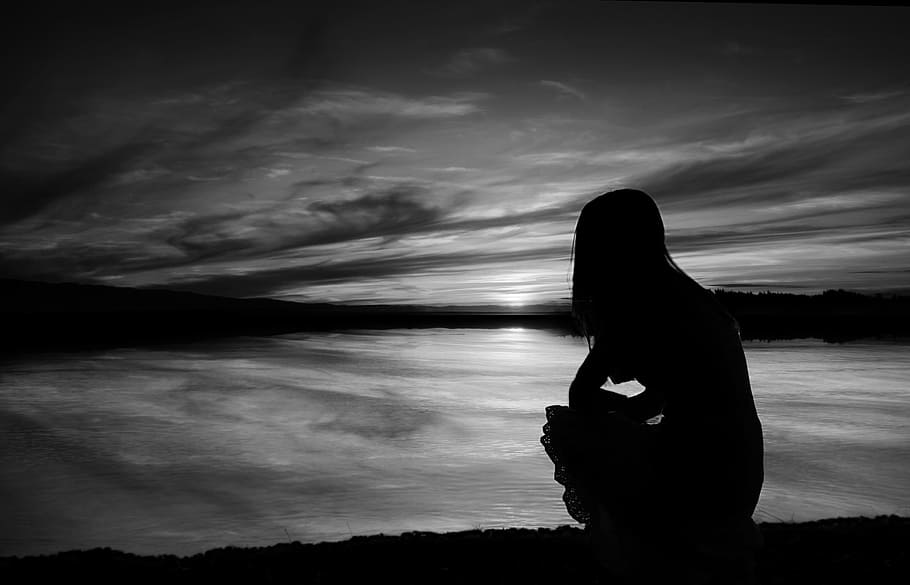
[1,329,908,556]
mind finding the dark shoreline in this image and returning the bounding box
[3,279,910,354]
[1,516,907,584]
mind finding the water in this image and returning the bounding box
[1,329,908,556]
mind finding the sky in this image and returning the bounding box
[2,0,909,306]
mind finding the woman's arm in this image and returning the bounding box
[568,340,663,422]
[568,340,612,409]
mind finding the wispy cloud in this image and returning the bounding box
[149,242,572,302]
[636,105,910,206]
[838,89,906,104]
[297,89,487,119]
[427,166,476,173]
[439,48,512,76]
[539,80,586,101]
[366,145,418,154]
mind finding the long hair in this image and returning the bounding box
[570,189,737,348]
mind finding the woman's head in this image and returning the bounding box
[570,188,738,345]
[572,188,669,298]
[570,189,682,342]
[572,188,668,282]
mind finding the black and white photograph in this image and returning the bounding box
[2,1,909,583]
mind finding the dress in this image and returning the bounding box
[540,404,661,525]
[541,403,668,578]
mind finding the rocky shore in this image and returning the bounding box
[1,516,907,584]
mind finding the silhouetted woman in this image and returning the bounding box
[541,189,764,584]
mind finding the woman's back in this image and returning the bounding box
[641,276,764,521]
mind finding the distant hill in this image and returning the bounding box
[0,279,575,352]
[2,279,909,353]
[2,278,326,316]
[712,288,910,341]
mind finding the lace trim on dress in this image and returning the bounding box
[540,405,592,524]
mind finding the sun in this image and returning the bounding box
[500,292,533,308]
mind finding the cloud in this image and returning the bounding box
[673,226,910,294]
[512,150,594,167]
[427,166,476,173]
[0,171,586,302]
[838,89,906,104]
[297,89,486,119]
[636,108,910,207]
[539,80,586,101]
[302,187,444,242]
[440,48,512,76]
[441,203,578,234]
[0,179,449,282]
[4,17,910,303]
[152,241,569,300]
[157,183,447,265]
[0,142,152,227]
[668,216,904,258]
[366,145,418,154]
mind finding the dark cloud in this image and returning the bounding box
[162,183,447,264]
[307,188,442,237]
[0,143,152,226]
[639,110,910,206]
[162,209,268,265]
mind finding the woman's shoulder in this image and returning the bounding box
[653,285,738,344]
